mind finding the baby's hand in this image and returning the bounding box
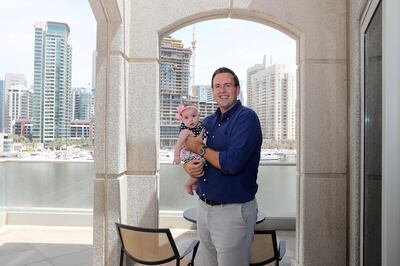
[180,129,193,139]
[173,157,181,165]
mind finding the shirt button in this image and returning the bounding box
[203,179,206,182]
[227,117,229,120]
[212,135,214,138]
[218,123,221,126]
[205,163,208,166]
[202,193,205,196]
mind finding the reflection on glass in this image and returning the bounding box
[363,2,382,265]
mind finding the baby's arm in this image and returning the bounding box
[173,129,192,164]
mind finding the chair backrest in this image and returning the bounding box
[116,223,180,265]
[250,230,280,266]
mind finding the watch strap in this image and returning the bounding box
[198,145,207,156]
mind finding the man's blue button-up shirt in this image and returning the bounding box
[197,101,262,204]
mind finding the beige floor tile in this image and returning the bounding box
[26,260,53,266]
[50,248,92,266]
[0,242,32,256]
[0,248,47,266]
[32,243,91,259]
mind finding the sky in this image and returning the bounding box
[170,18,297,87]
[0,1,296,90]
[0,0,96,88]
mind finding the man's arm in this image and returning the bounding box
[185,134,221,169]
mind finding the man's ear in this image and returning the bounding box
[236,86,241,96]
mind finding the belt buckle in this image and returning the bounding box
[207,198,217,206]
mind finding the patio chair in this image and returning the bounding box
[250,230,286,266]
[115,222,199,266]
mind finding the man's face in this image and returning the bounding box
[212,73,240,114]
[181,107,200,129]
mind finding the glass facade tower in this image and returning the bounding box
[32,21,72,143]
[0,79,4,132]
[72,87,93,120]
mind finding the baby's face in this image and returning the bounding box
[181,107,200,129]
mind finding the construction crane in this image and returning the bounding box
[190,25,196,97]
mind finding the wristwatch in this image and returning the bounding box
[198,145,207,156]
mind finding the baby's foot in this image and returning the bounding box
[184,184,194,195]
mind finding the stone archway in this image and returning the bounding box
[89,1,348,266]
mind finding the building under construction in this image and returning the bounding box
[159,37,192,148]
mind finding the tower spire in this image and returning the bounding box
[190,25,197,96]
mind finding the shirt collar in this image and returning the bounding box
[215,100,242,121]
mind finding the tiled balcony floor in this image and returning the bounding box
[0,226,92,266]
[0,226,295,266]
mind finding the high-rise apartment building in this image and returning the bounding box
[6,85,32,133]
[92,50,97,91]
[72,87,94,120]
[14,119,33,138]
[238,80,246,104]
[91,50,96,119]
[193,85,213,102]
[3,73,28,133]
[159,37,192,148]
[0,79,4,132]
[247,60,296,141]
[4,73,27,92]
[32,21,72,143]
[197,101,218,120]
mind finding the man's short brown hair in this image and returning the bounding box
[211,67,240,88]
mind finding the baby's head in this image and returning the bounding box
[176,103,200,129]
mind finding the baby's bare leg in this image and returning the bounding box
[184,177,198,195]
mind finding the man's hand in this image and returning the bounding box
[185,129,204,153]
[183,159,204,178]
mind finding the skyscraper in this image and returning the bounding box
[193,85,213,102]
[3,73,27,133]
[72,87,93,120]
[6,85,32,133]
[4,73,27,91]
[159,37,192,148]
[0,79,4,132]
[247,59,296,141]
[32,21,72,143]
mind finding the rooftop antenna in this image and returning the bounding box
[190,25,197,96]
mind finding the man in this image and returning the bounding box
[184,67,262,265]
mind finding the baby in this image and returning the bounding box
[173,103,206,195]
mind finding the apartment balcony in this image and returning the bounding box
[0,159,296,265]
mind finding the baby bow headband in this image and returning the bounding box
[176,104,198,120]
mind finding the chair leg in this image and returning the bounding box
[120,248,124,266]
[191,241,199,266]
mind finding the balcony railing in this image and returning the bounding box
[0,158,296,228]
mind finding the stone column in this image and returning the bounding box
[125,60,159,227]
[125,1,161,228]
[298,2,348,264]
[89,1,127,265]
